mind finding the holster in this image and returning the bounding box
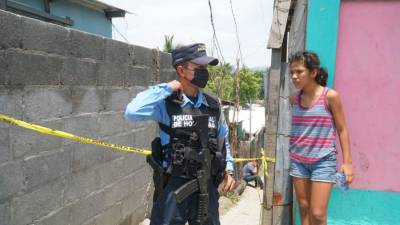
[146,137,168,201]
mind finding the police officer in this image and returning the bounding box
[125,43,235,225]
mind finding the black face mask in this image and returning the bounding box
[190,68,209,88]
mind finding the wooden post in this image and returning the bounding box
[262,48,282,225]
[231,59,240,157]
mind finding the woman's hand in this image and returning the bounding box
[223,173,236,192]
[341,163,354,185]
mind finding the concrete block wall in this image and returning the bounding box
[0,9,176,225]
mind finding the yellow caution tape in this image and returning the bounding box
[233,156,275,163]
[0,114,275,168]
[261,149,271,177]
[0,114,151,155]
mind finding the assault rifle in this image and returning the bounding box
[174,114,211,225]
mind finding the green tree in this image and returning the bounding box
[205,63,234,101]
[238,67,262,105]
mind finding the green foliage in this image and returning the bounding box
[205,63,234,100]
[205,64,264,105]
[163,35,175,53]
[238,67,262,105]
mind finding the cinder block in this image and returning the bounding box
[33,206,71,225]
[95,157,125,189]
[0,128,10,164]
[0,89,24,124]
[97,61,126,86]
[0,162,24,201]
[121,189,147,222]
[101,176,131,209]
[68,143,105,173]
[81,218,96,225]
[11,181,63,225]
[159,51,173,70]
[102,134,133,162]
[128,167,152,194]
[103,87,135,112]
[0,202,10,225]
[60,57,97,85]
[25,86,77,119]
[70,192,104,225]
[132,45,153,67]
[22,149,71,190]
[66,29,105,60]
[6,49,62,86]
[70,87,103,114]
[10,119,64,158]
[0,51,6,85]
[97,112,126,138]
[21,17,69,56]
[94,203,122,225]
[63,114,99,143]
[104,38,134,65]
[0,10,22,49]
[129,202,148,225]
[133,125,157,149]
[122,154,147,177]
[125,66,152,87]
[64,168,97,204]
[159,69,177,83]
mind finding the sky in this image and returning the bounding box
[102,0,273,68]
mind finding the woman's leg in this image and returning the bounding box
[293,177,311,225]
[309,181,333,225]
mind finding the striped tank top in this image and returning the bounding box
[289,87,336,164]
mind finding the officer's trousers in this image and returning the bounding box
[150,176,220,225]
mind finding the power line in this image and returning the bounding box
[208,0,226,64]
[110,21,130,44]
[229,0,244,65]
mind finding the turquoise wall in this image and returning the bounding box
[296,188,400,225]
[12,0,112,37]
[305,0,340,88]
[13,0,43,11]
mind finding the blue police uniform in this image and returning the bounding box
[125,83,234,225]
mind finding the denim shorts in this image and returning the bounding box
[289,152,337,183]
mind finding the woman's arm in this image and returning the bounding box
[327,89,354,184]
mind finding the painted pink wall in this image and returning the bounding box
[335,1,400,192]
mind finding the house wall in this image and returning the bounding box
[335,1,400,191]
[305,0,340,88]
[12,0,112,37]
[328,1,400,224]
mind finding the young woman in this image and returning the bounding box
[289,51,354,225]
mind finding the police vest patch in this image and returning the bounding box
[171,115,217,129]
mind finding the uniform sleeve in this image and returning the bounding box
[125,83,173,122]
[217,107,234,172]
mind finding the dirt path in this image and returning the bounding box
[220,186,263,225]
[139,186,264,225]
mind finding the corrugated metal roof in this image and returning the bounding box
[67,0,127,13]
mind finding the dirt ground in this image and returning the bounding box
[220,186,263,225]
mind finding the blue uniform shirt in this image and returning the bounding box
[125,83,234,172]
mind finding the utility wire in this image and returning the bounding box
[229,0,244,65]
[208,0,226,64]
[111,21,130,44]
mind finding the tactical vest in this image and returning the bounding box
[159,93,227,184]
